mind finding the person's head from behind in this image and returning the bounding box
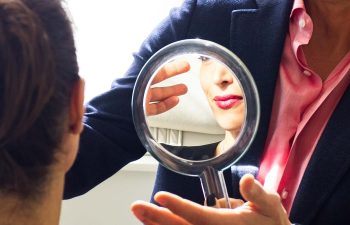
[198,56,245,138]
[0,0,84,224]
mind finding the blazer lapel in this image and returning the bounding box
[229,0,294,164]
[290,85,350,223]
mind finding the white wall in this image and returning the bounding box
[60,1,183,225]
[65,0,184,102]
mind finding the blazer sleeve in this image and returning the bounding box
[63,0,197,199]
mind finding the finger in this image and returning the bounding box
[149,84,187,102]
[154,191,238,225]
[239,174,282,216]
[217,198,244,208]
[134,217,159,225]
[131,200,191,225]
[152,59,190,84]
[147,96,179,116]
[229,198,245,208]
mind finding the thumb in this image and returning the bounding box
[239,174,282,216]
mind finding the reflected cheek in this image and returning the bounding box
[200,82,212,100]
[199,69,215,92]
[199,78,210,93]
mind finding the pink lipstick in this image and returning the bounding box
[214,95,243,109]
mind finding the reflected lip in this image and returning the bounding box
[213,95,243,109]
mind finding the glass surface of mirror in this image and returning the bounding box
[145,55,246,162]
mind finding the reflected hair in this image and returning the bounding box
[0,0,79,198]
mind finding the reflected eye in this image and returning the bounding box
[198,55,210,62]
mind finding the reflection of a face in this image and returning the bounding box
[199,57,245,137]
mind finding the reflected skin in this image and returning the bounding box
[199,57,245,155]
[131,174,291,225]
[146,59,189,116]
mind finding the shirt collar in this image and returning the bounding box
[290,0,306,18]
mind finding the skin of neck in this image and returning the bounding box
[0,164,65,225]
[303,0,350,79]
[0,171,64,225]
[216,130,240,156]
[306,0,349,40]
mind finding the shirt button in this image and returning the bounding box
[298,19,306,29]
[281,189,289,200]
[303,70,312,76]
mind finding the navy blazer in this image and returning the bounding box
[65,0,350,224]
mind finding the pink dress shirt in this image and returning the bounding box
[257,0,350,214]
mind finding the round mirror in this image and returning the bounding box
[132,39,260,206]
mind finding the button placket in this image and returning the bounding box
[281,189,289,200]
[303,70,312,76]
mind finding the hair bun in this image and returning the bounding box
[0,0,55,147]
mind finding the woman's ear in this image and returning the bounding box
[69,78,85,134]
[60,78,85,172]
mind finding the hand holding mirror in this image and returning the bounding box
[132,39,260,208]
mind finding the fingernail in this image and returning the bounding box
[155,197,167,207]
[206,194,217,206]
[154,192,167,206]
[249,179,259,196]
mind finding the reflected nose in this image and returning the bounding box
[213,65,233,86]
